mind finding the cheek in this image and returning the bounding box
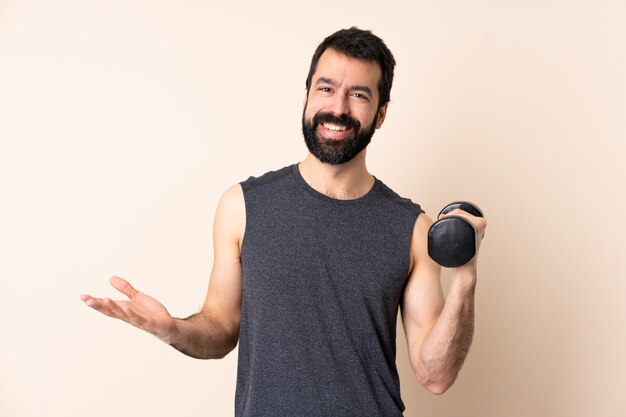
[303,100,322,121]
[357,109,378,128]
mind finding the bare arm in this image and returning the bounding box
[80,184,245,360]
[168,184,245,358]
[401,210,486,394]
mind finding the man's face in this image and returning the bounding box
[302,48,388,165]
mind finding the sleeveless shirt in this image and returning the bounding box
[236,164,423,417]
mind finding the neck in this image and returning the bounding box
[299,151,374,200]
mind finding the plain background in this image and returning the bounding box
[1,0,625,416]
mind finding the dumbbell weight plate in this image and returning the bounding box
[428,201,483,268]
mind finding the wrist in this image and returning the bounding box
[161,319,183,345]
[451,263,478,290]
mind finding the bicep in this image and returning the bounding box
[202,184,245,331]
[401,213,444,360]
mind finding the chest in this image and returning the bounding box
[241,199,412,308]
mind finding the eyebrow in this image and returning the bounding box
[315,77,373,97]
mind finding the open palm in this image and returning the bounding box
[80,276,178,343]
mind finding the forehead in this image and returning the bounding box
[312,49,382,94]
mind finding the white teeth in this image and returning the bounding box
[323,123,347,131]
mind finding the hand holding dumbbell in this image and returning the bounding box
[427,202,486,268]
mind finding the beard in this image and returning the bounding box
[302,110,378,165]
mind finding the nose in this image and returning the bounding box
[328,94,350,116]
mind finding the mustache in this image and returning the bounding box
[312,112,361,131]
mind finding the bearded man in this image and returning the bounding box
[81,27,487,417]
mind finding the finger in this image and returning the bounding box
[438,208,467,220]
[444,208,470,218]
[444,209,486,227]
[80,293,100,308]
[102,298,131,320]
[110,276,139,300]
[81,295,116,317]
[439,210,487,242]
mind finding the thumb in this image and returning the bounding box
[110,276,139,300]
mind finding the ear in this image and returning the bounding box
[375,102,389,129]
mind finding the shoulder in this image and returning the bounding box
[240,165,294,193]
[214,184,246,247]
[409,211,436,272]
[412,211,435,237]
[374,178,424,218]
[219,183,245,211]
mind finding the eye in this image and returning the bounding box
[351,92,369,101]
[318,87,332,93]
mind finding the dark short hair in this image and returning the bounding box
[305,27,396,110]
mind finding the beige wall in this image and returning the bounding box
[1,1,624,416]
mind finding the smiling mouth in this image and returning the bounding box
[322,123,350,132]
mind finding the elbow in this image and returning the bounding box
[216,342,238,359]
[423,380,453,395]
[418,372,456,395]
[211,349,232,360]
[413,354,463,395]
[197,325,239,360]
[203,341,237,360]
[212,332,239,359]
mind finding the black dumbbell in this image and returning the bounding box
[428,201,484,268]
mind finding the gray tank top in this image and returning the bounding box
[236,164,422,417]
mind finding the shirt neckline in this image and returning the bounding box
[290,163,380,206]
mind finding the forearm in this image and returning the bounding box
[418,267,477,393]
[166,311,239,359]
